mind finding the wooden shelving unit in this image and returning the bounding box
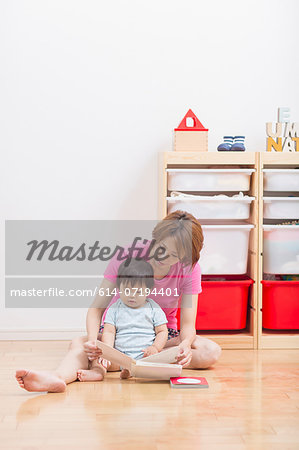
[159,152,259,349]
[258,152,299,349]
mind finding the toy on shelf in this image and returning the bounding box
[266,107,299,152]
[217,136,234,151]
[174,109,208,152]
[217,136,246,152]
[231,136,246,151]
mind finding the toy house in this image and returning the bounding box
[174,109,208,152]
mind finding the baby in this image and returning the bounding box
[91,257,168,378]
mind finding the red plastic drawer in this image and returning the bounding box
[177,276,254,330]
[262,280,299,329]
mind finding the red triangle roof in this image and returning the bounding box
[175,109,208,131]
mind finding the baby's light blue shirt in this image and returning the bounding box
[104,297,167,360]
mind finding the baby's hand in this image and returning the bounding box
[142,345,159,358]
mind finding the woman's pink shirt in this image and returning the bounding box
[102,240,202,330]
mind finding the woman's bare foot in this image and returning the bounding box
[77,366,105,382]
[15,369,66,393]
[120,369,131,379]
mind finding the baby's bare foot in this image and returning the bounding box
[77,367,105,382]
[15,369,66,393]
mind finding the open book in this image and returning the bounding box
[96,341,182,380]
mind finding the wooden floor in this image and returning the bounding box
[0,341,299,450]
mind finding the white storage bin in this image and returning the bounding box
[167,195,255,219]
[263,169,299,191]
[263,225,299,274]
[167,169,255,192]
[263,197,299,219]
[199,223,254,274]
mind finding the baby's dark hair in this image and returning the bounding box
[116,258,154,290]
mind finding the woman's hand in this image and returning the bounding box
[142,345,159,358]
[83,340,103,361]
[176,341,192,368]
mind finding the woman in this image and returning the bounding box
[16,211,222,393]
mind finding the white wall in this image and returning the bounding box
[1,0,298,337]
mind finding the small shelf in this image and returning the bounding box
[163,151,257,165]
[258,152,299,349]
[166,168,256,173]
[261,331,299,349]
[160,151,299,349]
[159,151,259,349]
